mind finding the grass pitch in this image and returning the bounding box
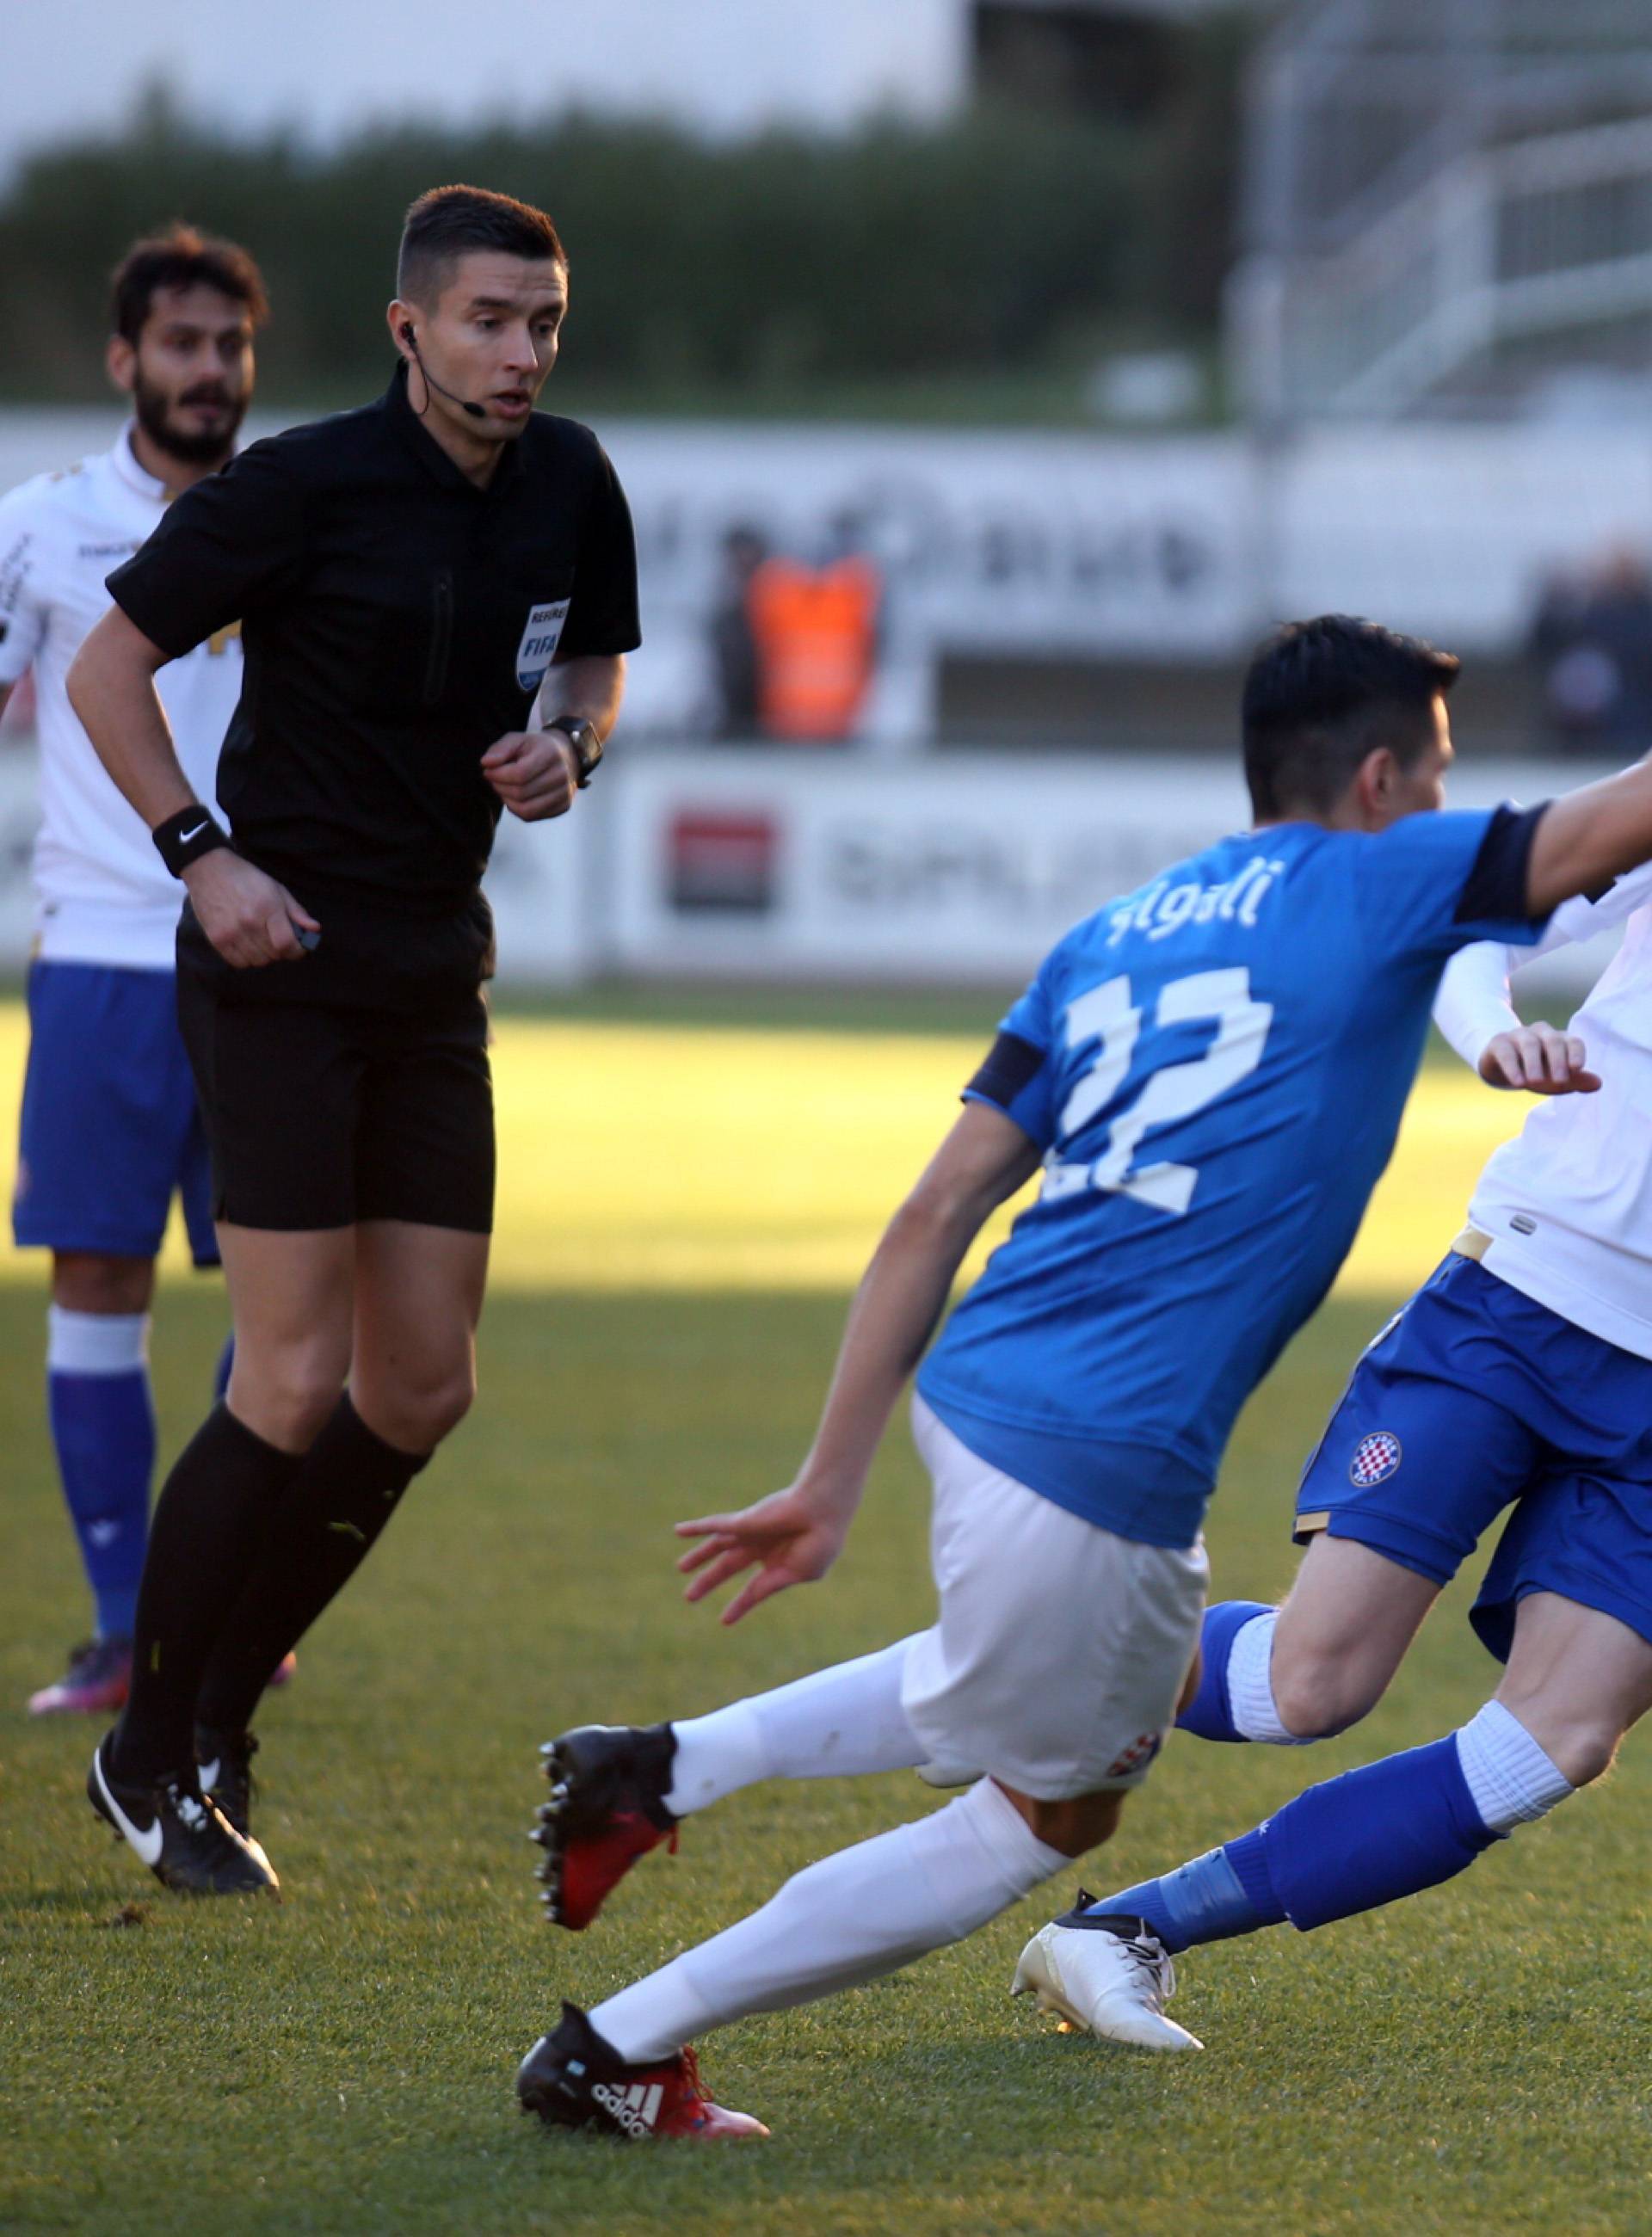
[1,1001,1645,2236]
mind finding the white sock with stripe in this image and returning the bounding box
[590,1776,1068,2064]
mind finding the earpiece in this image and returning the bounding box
[398,322,485,420]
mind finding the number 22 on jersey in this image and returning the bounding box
[1044,967,1273,1217]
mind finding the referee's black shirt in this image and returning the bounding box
[107,363,640,923]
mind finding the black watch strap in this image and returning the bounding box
[152,805,233,880]
[548,717,604,788]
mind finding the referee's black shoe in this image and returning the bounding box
[89,1735,279,1896]
[533,1723,679,1930]
[196,1724,259,1842]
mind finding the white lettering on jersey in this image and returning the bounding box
[1046,966,1274,1217]
[1106,857,1285,947]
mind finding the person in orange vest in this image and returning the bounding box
[746,527,881,743]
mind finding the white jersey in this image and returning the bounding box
[1433,857,1652,1360]
[0,428,242,968]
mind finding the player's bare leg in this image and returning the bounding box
[1180,1534,1441,1748]
[1269,1538,1441,1735]
[1053,1587,1652,2052]
[1495,1592,1652,1787]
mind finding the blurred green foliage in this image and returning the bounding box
[0,23,1246,415]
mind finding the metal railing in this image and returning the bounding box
[1233,0,1652,419]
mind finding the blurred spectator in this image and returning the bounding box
[1528,545,1652,754]
[747,516,883,744]
[708,524,768,738]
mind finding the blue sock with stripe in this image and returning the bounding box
[1085,1735,1500,1951]
[46,1308,156,1641]
[1175,1599,1274,1742]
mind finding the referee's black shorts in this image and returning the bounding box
[176,895,496,1235]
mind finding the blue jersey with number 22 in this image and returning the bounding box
[915,810,1544,1549]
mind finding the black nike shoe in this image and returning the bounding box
[88,1735,279,1896]
[533,1722,679,1929]
[196,1725,258,1840]
[515,2000,767,2141]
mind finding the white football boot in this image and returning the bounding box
[1012,1898,1202,2052]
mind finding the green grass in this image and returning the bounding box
[4,1279,1651,2236]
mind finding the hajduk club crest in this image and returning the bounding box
[1348,1431,1402,1488]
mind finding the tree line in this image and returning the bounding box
[0,36,1243,412]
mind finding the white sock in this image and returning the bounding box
[590,1776,1068,2063]
[1227,1609,1312,1745]
[47,1306,150,1374]
[1456,1700,1574,1833]
[664,1636,925,1817]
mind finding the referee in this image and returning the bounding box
[67,184,639,1894]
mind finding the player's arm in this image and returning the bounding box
[1434,940,1599,1096]
[1526,761,1652,915]
[675,1100,1042,1624]
[66,605,317,967]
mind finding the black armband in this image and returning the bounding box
[965,1031,1045,1111]
[1454,801,1550,925]
[152,804,234,880]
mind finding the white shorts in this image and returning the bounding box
[901,1396,1209,1801]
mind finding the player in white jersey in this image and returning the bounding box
[0,228,267,1716]
[1030,857,1652,2043]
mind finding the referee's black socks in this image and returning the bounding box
[195,1396,429,1739]
[112,1404,304,1785]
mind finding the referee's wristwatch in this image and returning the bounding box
[546,716,604,788]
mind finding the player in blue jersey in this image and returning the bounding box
[1020,853,1652,2051]
[514,617,1652,2142]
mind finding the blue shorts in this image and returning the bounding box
[1293,1253,1652,1662]
[13,960,218,1267]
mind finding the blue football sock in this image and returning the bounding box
[1084,1831,1285,1953]
[213,1332,236,1403]
[1176,1599,1273,1742]
[1085,1735,1499,1953]
[46,1309,156,1641]
[1257,1735,1499,1930]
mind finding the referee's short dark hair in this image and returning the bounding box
[398,185,566,307]
[111,225,269,344]
[1242,614,1460,818]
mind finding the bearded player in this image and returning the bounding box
[0,228,268,1716]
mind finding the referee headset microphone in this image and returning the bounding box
[400,324,486,421]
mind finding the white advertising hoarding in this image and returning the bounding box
[602,749,1251,981]
[597,748,1616,993]
[0,744,1620,998]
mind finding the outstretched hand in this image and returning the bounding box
[1480,1022,1600,1097]
[675,1486,853,1626]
